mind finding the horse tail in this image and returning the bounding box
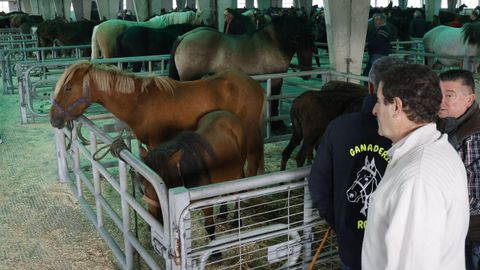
[91,25,99,59]
[463,21,480,46]
[168,36,182,80]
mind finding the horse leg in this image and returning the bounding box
[270,78,288,134]
[246,117,265,176]
[281,130,302,170]
[143,181,163,226]
[203,207,223,261]
[217,203,229,221]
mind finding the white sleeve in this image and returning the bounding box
[384,177,446,270]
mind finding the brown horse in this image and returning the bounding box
[169,15,314,132]
[49,62,265,218]
[280,81,368,170]
[91,10,204,59]
[138,110,246,240]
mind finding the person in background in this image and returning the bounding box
[471,8,480,22]
[223,8,247,35]
[308,56,402,270]
[362,13,391,77]
[437,69,480,270]
[448,15,463,28]
[408,10,427,63]
[362,63,469,270]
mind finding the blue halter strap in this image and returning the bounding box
[51,84,90,119]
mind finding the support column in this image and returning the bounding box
[398,0,408,9]
[447,0,457,12]
[39,0,55,19]
[324,0,369,75]
[217,0,234,31]
[425,0,441,22]
[186,0,195,8]
[244,0,254,8]
[54,0,64,17]
[126,0,134,11]
[162,0,172,11]
[176,0,186,9]
[133,0,148,21]
[257,0,270,11]
[95,0,119,20]
[63,0,73,20]
[21,0,33,14]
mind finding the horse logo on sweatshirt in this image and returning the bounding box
[346,156,383,217]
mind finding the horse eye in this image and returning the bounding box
[64,85,72,92]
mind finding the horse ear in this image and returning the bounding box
[364,156,369,165]
[370,157,375,167]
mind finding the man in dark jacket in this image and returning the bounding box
[437,69,480,270]
[362,13,392,77]
[408,10,427,63]
[308,56,402,270]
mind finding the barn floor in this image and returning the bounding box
[0,93,119,269]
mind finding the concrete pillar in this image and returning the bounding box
[257,0,270,11]
[21,0,33,14]
[27,0,40,14]
[425,0,441,21]
[398,0,408,9]
[95,0,119,20]
[133,0,148,21]
[54,0,64,17]
[73,0,92,20]
[447,0,457,12]
[176,0,186,9]
[217,0,234,31]
[186,0,196,8]
[39,0,55,19]
[126,0,134,11]
[149,0,161,15]
[63,0,72,20]
[324,0,369,75]
[197,0,213,25]
[244,0,254,8]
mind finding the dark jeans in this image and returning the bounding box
[362,53,387,78]
[466,239,480,270]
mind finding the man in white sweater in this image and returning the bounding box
[362,63,470,270]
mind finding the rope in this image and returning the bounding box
[65,120,74,150]
[307,226,332,270]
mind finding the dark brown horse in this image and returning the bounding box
[36,18,97,47]
[169,16,314,132]
[138,110,246,240]
[280,81,368,170]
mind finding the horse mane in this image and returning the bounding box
[270,16,313,53]
[54,61,175,96]
[144,132,218,187]
[463,21,480,46]
[147,11,198,27]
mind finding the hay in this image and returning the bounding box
[0,93,118,269]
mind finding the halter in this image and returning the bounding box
[51,83,90,119]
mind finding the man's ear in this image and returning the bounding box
[393,97,403,116]
[466,94,476,107]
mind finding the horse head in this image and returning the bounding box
[272,16,314,74]
[50,62,93,129]
[346,156,380,216]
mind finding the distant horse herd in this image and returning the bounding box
[15,4,477,257]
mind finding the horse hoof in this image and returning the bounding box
[209,250,222,262]
[231,219,242,228]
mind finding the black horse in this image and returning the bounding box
[116,23,204,72]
